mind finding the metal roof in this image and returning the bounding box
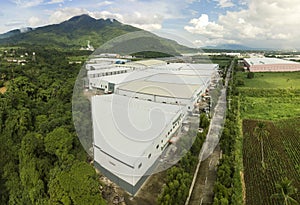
[244,57,299,66]
[153,63,218,70]
[117,80,202,99]
[126,59,167,67]
[87,66,130,75]
[145,73,209,85]
[92,94,183,166]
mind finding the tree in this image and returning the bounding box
[44,127,73,161]
[247,72,254,79]
[271,177,299,205]
[48,161,106,205]
[254,122,269,169]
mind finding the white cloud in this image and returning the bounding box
[49,5,165,31]
[92,10,124,21]
[47,0,64,4]
[5,21,24,27]
[49,7,89,24]
[214,0,235,8]
[28,16,41,27]
[13,0,44,8]
[97,1,113,7]
[184,14,224,38]
[185,0,300,48]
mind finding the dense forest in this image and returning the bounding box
[0,47,106,204]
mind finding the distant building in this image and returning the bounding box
[244,57,300,72]
[80,40,95,51]
[225,53,241,56]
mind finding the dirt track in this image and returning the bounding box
[189,146,220,205]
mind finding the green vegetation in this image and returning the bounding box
[271,177,299,205]
[157,114,209,205]
[236,72,300,89]
[236,71,300,120]
[243,118,300,204]
[0,14,197,54]
[235,64,300,204]
[131,51,173,58]
[240,95,300,120]
[213,61,244,205]
[0,15,138,49]
[0,47,106,204]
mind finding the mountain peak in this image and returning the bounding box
[66,14,96,23]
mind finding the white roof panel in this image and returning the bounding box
[117,80,202,99]
[92,94,183,166]
[145,73,209,85]
[244,58,299,66]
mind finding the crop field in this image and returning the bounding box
[236,72,300,89]
[237,71,300,204]
[240,96,300,120]
[242,118,300,205]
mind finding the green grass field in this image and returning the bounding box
[240,96,300,120]
[237,71,300,120]
[236,72,300,89]
[238,71,300,204]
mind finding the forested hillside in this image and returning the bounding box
[0,47,106,204]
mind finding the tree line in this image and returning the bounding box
[0,47,106,204]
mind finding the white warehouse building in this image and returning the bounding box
[89,59,219,195]
[92,94,185,194]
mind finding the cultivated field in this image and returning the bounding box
[237,71,300,205]
[242,118,300,205]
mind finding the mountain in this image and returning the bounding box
[202,44,253,50]
[0,14,196,54]
[0,14,138,48]
[0,27,33,39]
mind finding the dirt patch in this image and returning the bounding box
[240,171,246,205]
[101,170,167,205]
[0,87,7,94]
[123,171,167,205]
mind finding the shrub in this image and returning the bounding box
[247,72,255,79]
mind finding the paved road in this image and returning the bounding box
[185,59,234,205]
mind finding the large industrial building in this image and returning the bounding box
[88,57,219,195]
[244,57,300,72]
[92,94,185,194]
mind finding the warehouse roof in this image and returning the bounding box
[92,94,183,166]
[117,80,202,99]
[153,63,218,70]
[89,70,156,85]
[90,67,213,86]
[87,66,131,75]
[145,73,209,85]
[126,59,167,67]
[244,58,299,66]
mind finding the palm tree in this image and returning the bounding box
[254,121,269,168]
[271,177,299,205]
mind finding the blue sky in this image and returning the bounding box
[1,0,300,49]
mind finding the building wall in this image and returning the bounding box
[87,68,130,79]
[249,64,300,72]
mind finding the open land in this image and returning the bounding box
[238,71,300,205]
